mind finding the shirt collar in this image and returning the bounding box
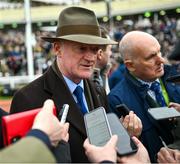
[136,77,160,88]
[63,75,84,94]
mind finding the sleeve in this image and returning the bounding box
[0,137,56,163]
[26,129,52,150]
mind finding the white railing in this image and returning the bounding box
[0,75,41,89]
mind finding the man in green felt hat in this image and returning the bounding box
[10,6,142,162]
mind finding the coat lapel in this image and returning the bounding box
[43,67,86,136]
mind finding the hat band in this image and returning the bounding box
[56,25,100,37]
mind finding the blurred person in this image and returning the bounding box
[108,31,180,162]
[10,7,142,162]
[92,27,113,93]
[83,135,150,163]
[0,99,70,163]
[108,61,126,90]
[167,40,180,75]
[108,54,121,76]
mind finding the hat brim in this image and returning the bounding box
[41,34,118,45]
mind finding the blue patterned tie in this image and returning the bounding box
[150,81,166,107]
[74,86,87,115]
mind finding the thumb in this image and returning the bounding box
[131,136,143,148]
[42,99,54,114]
[106,135,118,148]
[83,138,90,149]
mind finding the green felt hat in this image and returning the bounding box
[42,7,117,45]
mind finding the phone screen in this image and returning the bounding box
[84,107,112,146]
[107,113,138,156]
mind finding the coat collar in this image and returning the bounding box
[43,64,87,136]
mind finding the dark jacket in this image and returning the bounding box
[10,65,108,163]
[108,64,125,90]
[108,65,180,162]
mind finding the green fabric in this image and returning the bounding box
[160,79,170,105]
[0,137,56,163]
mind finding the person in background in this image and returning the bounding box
[108,61,126,90]
[168,40,180,73]
[0,99,69,163]
[108,31,180,162]
[92,27,113,94]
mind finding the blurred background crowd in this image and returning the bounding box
[0,16,180,76]
[0,0,180,97]
[0,0,179,77]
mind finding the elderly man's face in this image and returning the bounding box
[129,38,165,82]
[55,41,99,83]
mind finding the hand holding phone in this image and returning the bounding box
[107,113,138,156]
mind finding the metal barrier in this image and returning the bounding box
[0,75,41,89]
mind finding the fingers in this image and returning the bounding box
[134,117,142,137]
[61,123,70,142]
[131,136,142,147]
[123,111,134,136]
[123,111,142,137]
[83,138,90,149]
[128,111,134,132]
[172,149,180,161]
[157,148,176,163]
[168,102,180,112]
[122,115,129,129]
[42,99,54,113]
[106,135,118,148]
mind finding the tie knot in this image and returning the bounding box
[74,86,83,99]
[150,81,161,93]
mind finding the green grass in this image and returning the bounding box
[0,96,12,100]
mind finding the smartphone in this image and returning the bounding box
[58,104,69,123]
[84,107,112,146]
[116,104,130,117]
[166,74,180,83]
[107,113,138,156]
[148,107,180,120]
